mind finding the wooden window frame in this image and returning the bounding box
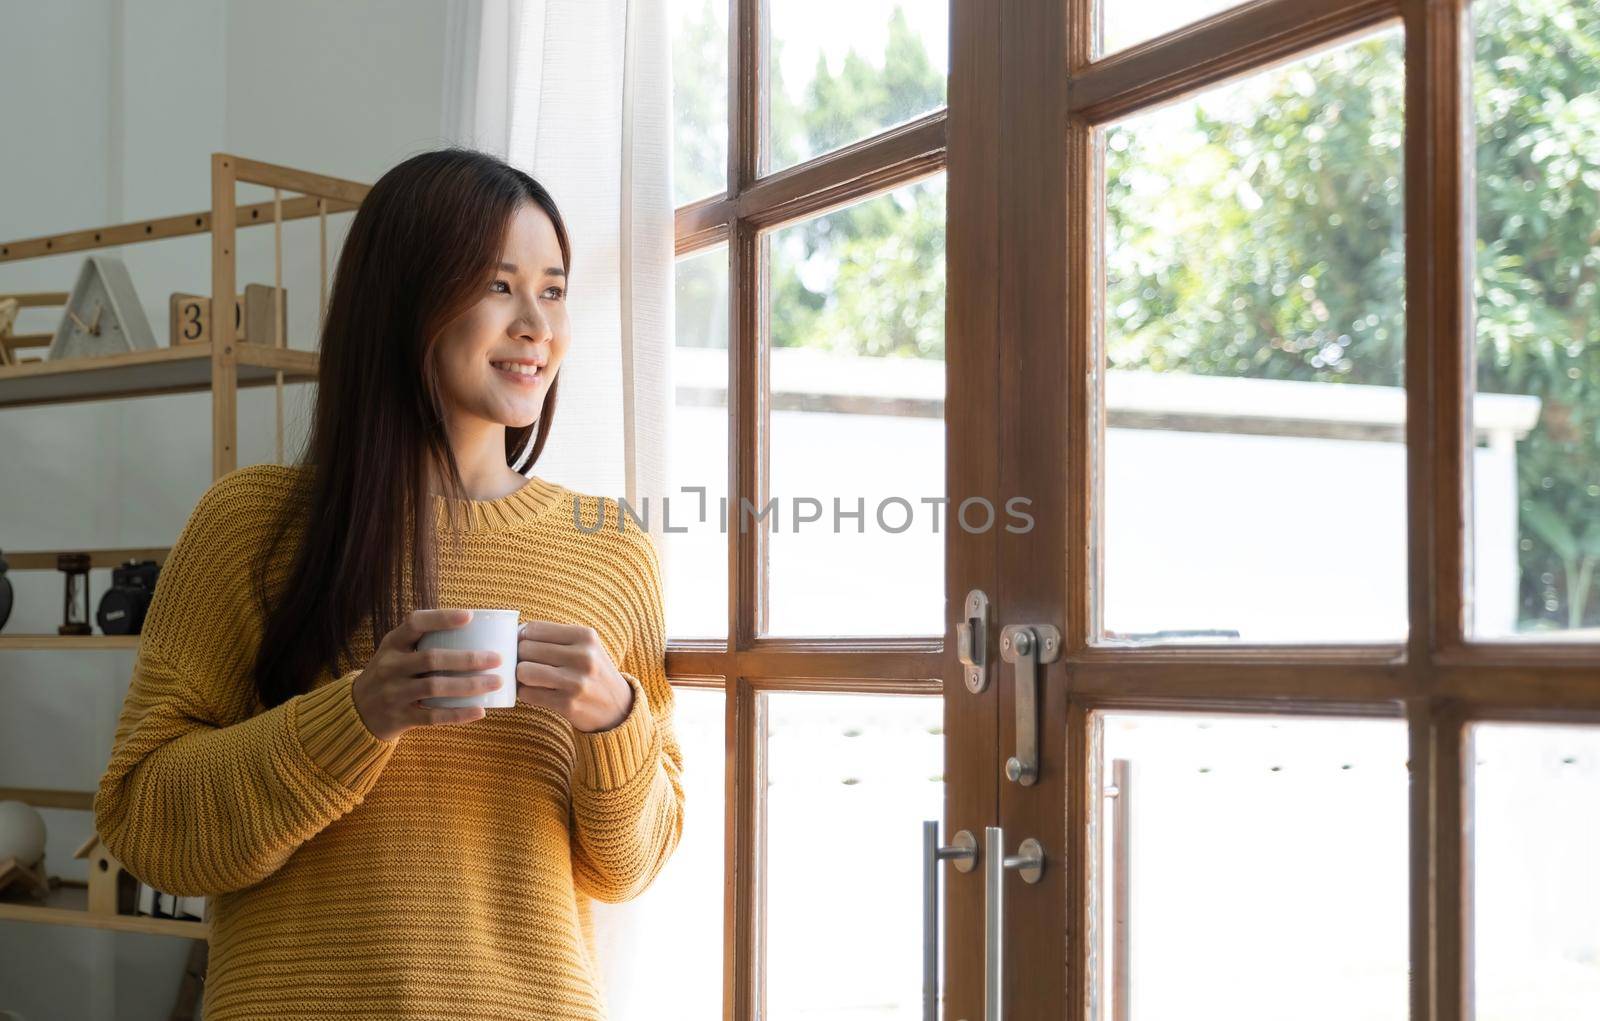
[668,4,950,1019]
[667,1,1595,1018]
[1065,4,1587,1013]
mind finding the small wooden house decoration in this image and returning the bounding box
[74,834,139,915]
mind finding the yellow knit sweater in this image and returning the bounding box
[92,463,684,1021]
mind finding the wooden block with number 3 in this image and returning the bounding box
[168,289,283,346]
[169,293,242,346]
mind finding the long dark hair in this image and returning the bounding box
[249,147,572,711]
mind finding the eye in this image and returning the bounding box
[543,286,566,300]
[490,279,511,294]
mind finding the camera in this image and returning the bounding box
[96,559,161,635]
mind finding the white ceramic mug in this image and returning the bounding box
[416,607,520,710]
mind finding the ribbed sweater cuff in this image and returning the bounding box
[292,670,399,795]
[572,672,657,793]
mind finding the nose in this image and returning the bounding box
[513,301,553,345]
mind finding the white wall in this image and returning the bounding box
[0,2,448,1017]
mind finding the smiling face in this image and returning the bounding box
[433,201,570,432]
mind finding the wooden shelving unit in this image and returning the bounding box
[0,635,142,651]
[0,153,369,940]
[0,340,318,409]
[1,547,166,648]
[0,884,209,940]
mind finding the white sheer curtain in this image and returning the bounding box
[442,0,675,529]
[443,2,676,1018]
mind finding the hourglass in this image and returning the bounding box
[58,552,92,636]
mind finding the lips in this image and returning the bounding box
[492,361,544,384]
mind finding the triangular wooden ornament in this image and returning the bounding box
[48,255,158,361]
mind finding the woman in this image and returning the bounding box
[93,148,684,1021]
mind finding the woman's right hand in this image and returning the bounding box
[350,608,504,742]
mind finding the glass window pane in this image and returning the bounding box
[1098,712,1408,1020]
[672,0,729,205]
[1471,723,1600,1019]
[670,245,730,639]
[1098,29,1407,645]
[1468,0,1600,640]
[1099,0,1248,58]
[601,685,725,1018]
[765,691,944,1019]
[765,175,946,637]
[765,1,948,174]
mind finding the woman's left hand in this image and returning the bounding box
[515,620,635,733]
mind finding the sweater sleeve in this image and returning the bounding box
[92,470,402,897]
[567,527,686,904]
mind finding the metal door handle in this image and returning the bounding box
[984,825,1045,1021]
[928,825,972,1021]
[999,624,1059,785]
[924,820,978,1021]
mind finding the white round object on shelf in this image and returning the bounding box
[0,800,47,867]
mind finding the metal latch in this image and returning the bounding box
[999,624,1060,786]
[956,589,990,693]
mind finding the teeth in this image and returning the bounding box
[492,361,541,376]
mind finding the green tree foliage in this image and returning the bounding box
[767,7,946,357]
[1106,2,1598,631]
[671,4,946,356]
[672,0,728,206]
[1473,0,1600,629]
[671,0,731,350]
[671,0,1600,631]
[1105,34,1406,385]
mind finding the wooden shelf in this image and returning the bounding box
[0,341,318,410]
[1,548,171,650]
[3,547,170,571]
[0,883,207,939]
[0,634,141,650]
[0,787,95,811]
